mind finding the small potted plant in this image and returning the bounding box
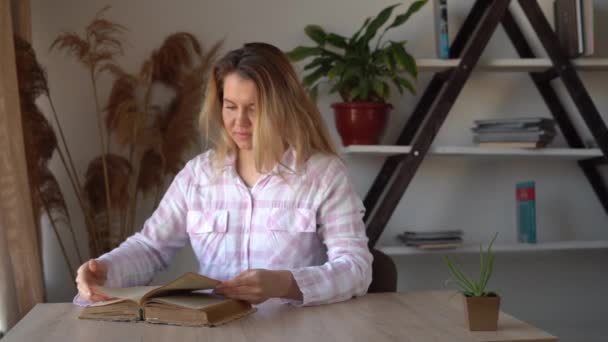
[443,233,500,331]
[287,1,427,146]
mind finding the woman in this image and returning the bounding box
[76,42,372,306]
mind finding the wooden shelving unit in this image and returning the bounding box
[343,145,603,159]
[378,240,608,256]
[416,58,608,72]
[362,0,608,250]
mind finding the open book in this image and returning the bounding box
[79,272,255,326]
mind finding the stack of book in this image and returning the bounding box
[554,0,594,58]
[472,117,557,148]
[397,230,463,250]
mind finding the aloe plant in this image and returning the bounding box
[286,1,427,102]
[444,233,498,297]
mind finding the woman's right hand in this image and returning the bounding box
[76,259,110,302]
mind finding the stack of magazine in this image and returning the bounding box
[472,117,557,148]
[397,230,463,250]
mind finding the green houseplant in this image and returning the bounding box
[443,233,500,331]
[287,1,427,146]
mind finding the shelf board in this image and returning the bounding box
[378,240,608,255]
[416,58,608,72]
[342,145,603,159]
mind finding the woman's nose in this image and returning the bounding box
[236,110,251,126]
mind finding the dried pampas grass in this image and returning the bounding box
[137,150,163,195]
[42,6,223,256]
[15,35,83,280]
[118,33,223,238]
[50,6,126,70]
[147,32,202,88]
[160,39,223,175]
[51,6,129,238]
[14,35,49,102]
[84,154,131,254]
[84,154,131,211]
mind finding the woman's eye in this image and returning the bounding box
[225,106,236,110]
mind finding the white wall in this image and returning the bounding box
[31,1,608,341]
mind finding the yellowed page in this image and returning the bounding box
[90,286,159,307]
[79,301,141,321]
[86,272,219,307]
[142,272,220,302]
[146,294,227,310]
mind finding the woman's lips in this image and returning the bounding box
[234,132,252,139]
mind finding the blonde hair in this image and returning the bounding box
[199,42,337,173]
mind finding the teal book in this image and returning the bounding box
[434,0,449,59]
[516,181,537,243]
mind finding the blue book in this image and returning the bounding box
[516,181,537,243]
[434,0,449,59]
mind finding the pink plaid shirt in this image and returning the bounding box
[93,149,372,306]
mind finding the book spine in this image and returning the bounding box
[434,0,449,59]
[516,181,537,244]
[583,0,594,56]
[556,0,581,58]
[576,0,584,54]
[555,0,566,55]
[569,0,582,57]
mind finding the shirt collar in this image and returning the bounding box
[221,147,299,175]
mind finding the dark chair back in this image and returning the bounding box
[367,248,397,293]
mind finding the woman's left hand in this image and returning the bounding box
[214,269,301,304]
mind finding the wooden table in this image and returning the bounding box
[3,291,557,342]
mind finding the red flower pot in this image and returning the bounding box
[332,102,392,146]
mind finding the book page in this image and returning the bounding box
[79,300,141,321]
[146,293,227,310]
[90,285,159,306]
[143,295,255,327]
[142,272,220,302]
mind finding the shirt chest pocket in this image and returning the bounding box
[187,210,228,265]
[263,208,319,266]
[267,207,317,233]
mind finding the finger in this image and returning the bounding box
[81,273,104,287]
[89,293,110,302]
[76,264,89,282]
[77,283,93,301]
[224,292,261,301]
[81,263,105,282]
[77,266,96,284]
[215,286,261,297]
[218,271,256,289]
[80,288,108,303]
[218,275,247,289]
[77,279,110,299]
[90,286,111,299]
[88,259,107,280]
[88,259,97,272]
[224,293,266,304]
[218,285,260,294]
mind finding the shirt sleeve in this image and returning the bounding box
[288,159,373,306]
[94,163,193,288]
